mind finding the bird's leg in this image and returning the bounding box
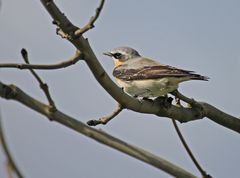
[175,96,181,107]
[171,90,200,108]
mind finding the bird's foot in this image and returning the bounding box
[154,96,173,108]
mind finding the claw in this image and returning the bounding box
[154,96,172,108]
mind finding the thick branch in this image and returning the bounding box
[172,90,240,133]
[0,81,197,178]
[39,0,240,134]
[202,103,240,133]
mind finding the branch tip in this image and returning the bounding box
[19,49,56,109]
[74,0,105,36]
[87,103,123,126]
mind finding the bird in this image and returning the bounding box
[103,47,209,98]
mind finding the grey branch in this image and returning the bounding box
[87,103,123,126]
[0,112,24,178]
[0,81,197,178]
[75,0,105,36]
[171,90,240,133]
[0,50,82,70]
[21,49,56,110]
[171,119,211,178]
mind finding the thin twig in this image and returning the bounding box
[87,103,123,126]
[171,90,211,177]
[21,49,56,110]
[0,112,24,178]
[74,0,105,36]
[0,50,83,70]
[171,119,211,178]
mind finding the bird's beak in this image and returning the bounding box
[103,52,113,57]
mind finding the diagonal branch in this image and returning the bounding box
[87,103,123,126]
[74,0,105,36]
[171,119,211,178]
[21,49,56,110]
[0,50,82,70]
[0,112,24,178]
[0,81,197,178]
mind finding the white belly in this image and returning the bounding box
[116,78,180,97]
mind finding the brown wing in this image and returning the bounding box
[113,65,208,81]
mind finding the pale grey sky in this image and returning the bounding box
[0,0,240,178]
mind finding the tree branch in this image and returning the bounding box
[74,0,105,36]
[172,90,240,133]
[21,48,56,110]
[171,119,211,178]
[0,50,82,70]
[87,103,123,126]
[0,81,197,178]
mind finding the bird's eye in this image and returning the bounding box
[113,53,122,59]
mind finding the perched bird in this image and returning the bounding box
[104,47,209,98]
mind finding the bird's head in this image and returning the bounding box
[103,47,141,67]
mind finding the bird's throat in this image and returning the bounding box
[114,59,123,67]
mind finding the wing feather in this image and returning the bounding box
[113,65,208,81]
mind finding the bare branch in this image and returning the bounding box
[0,81,197,178]
[21,49,56,110]
[87,103,123,126]
[172,119,211,178]
[171,90,240,133]
[0,112,24,178]
[74,0,105,36]
[0,50,82,70]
